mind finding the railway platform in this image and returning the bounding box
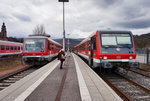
[0,53,122,101]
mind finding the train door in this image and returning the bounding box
[88,37,94,66]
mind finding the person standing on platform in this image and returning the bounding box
[58,49,66,69]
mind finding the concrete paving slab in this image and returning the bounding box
[72,53,122,101]
[0,59,59,101]
[25,54,81,101]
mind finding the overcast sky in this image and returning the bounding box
[0,0,150,39]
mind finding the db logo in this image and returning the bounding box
[116,56,121,59]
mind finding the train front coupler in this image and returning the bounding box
[129,60,139,68]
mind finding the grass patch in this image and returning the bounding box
[0,55,25,72]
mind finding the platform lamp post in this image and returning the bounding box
[58,0,69,51]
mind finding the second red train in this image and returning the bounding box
[74,30,139,71]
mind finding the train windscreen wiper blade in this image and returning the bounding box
[103,45,117,48]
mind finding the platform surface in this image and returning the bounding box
[0,53,122,101]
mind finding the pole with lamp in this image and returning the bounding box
[58,0,69,51]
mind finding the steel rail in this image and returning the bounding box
[0,65,35,91]
[117,72,150,95]
[129,68,150,79]
[99,73,132,101]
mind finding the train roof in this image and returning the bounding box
[97,30,132,34]
[74,30,133,48]
[48,38,62,46]
[24,36,48,39]
[0,40,22,45]
[74,31,97,48]
[24,36,62,47]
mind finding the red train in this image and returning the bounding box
[22,36,62,65]
[0,40,22,57]
[74,30,139,71]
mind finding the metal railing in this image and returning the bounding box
[136,48,150,64]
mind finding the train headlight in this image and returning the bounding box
[104,56,107,60]
[129,56,133,60]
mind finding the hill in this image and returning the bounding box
[54,33,150,49]
[53,38,83,48]
[134,33,150,48]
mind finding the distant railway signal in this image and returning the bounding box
[66,42,71,44]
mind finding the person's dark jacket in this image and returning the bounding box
[58,51,65,60]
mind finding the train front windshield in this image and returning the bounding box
[24,38,46,52]
[101,33,133,48]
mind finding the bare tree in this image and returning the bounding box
[32,24,46,36]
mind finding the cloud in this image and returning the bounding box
[117,18,150,29]
[0,13,10,19]
[92,0,121,8]
[13,13,31,22]
[0,0,150,39]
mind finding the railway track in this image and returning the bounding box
[129,68,150,79]
[99,72,150,101]
[0,65,40,91]
[0,56,57,92]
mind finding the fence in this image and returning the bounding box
[136,48,150,64]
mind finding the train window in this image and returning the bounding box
[51,43,54,50]
[48,41,51,50]
[101,34,132,48]
[82,43,85,50]
[11,46,14,50]
[18,46,20,50]
[15,46,17,50]
[1,45,5,50]
[24,38,46,52]
[88,40,90,50]
[92,37,96,50]
[6,46,9,50]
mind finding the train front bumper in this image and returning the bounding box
[22,56,45,61]
[94,59,139,68]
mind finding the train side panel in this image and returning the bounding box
[0,40,22,57]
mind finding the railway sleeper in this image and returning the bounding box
[0,83,11,87]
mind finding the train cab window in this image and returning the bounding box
[18,46,20,50]
[6,46,10,50]
[24,38,46,52]
[11,46,14,50]
[101,34,132,48]
[1,45,5,50]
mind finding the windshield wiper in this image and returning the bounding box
[118,44,132,49]
[103,45,117,48]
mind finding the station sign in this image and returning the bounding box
[66,42,71,44]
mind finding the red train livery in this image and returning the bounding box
[74,30,139,70]
[22,36,62,65]
[0,40,22,57]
